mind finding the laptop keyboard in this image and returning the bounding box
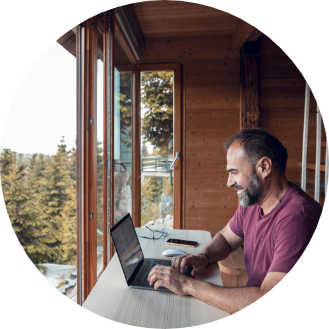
[134,259,171,286]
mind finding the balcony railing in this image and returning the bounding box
[141,156,173,172]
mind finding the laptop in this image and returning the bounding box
[110,213,192,292]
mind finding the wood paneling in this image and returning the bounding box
[231,21,255,49]
[136,2,325,237]
[134,1,240,38]
[144,36,235,61]
[259,35,326,206]
[143,33,240,236]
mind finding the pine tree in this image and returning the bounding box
[25,153,56,268]
[43,137,76,264]
[61,183,76,264]
[68,143,76,182]
[0,149,15,176]
[1,150,52,270]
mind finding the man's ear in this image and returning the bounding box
[257,157,272,178]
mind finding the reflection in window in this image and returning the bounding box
[113,31,133,225]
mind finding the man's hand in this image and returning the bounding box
[147,265,193,295]
[171,254,208,276]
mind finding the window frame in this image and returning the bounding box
[77,9,141,302]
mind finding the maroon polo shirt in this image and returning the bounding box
[229,183,322,287]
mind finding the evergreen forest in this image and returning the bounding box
[0,138,78,271]
[0,70,175,271]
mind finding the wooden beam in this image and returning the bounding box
[247,28,262,42]
[240,41,260,129]
[127,4,145,49]
[231,20,255,49]
[57,29,76,57]
[297,161,325,172]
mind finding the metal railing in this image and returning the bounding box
[141,156,173,172]
[301,83,328,200]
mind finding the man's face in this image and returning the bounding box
[226,142,263,207]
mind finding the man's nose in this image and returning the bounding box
[227,173,235,188]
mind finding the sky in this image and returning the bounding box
[1,42,104,156]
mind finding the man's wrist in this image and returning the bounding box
[198,251,212,265]
[184,276,197,296]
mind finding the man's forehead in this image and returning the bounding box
[227,141,245,160]
[226,142,249,168]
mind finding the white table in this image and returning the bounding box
[83,228,230,327]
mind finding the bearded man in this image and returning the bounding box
[148,128,322,314]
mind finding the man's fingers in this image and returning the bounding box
[148,264,165,281]
[171,254,189,271]
[179,255,198,272]
[154,279,165,291]
[191,265,203,276]
[148,265,170,285]
[148,265,168,287]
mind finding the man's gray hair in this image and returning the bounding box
[224,128,288,175]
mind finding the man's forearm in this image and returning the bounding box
[186,279,263,314]
[201,232,232,264]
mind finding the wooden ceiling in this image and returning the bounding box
[133,1,261,48]
[57,2,262,56]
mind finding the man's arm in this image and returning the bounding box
[186,271,286,314]
[148,266,286,314]
[173,223,244,275]
[204,223,244,261]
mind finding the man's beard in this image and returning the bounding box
[234,169,263,207]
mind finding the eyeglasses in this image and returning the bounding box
[138,226,168,240]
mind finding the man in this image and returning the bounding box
[148,128,322,314]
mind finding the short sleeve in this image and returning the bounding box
[268,212,317,273]
[229,205,245,239]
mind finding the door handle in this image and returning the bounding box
[170,152,180,169]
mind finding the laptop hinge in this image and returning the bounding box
[127,257,144,286]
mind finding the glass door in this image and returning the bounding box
[113,31,134,226]
[139,65,182,229]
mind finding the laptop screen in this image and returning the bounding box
[110,214,144,283]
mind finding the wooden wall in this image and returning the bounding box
[259,36,326,206]
[143,36,241,235]
[143,34,326,236]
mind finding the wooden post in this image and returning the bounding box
[314,107,321,202]
[76,23,83,306]
[301,83,310,192]
[240,41,260,129]
[103,11,110,270]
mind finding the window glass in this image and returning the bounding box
[96,25,104,278]
[1,31,77,298]
[113,31,134,225]
[140,71,174,229]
